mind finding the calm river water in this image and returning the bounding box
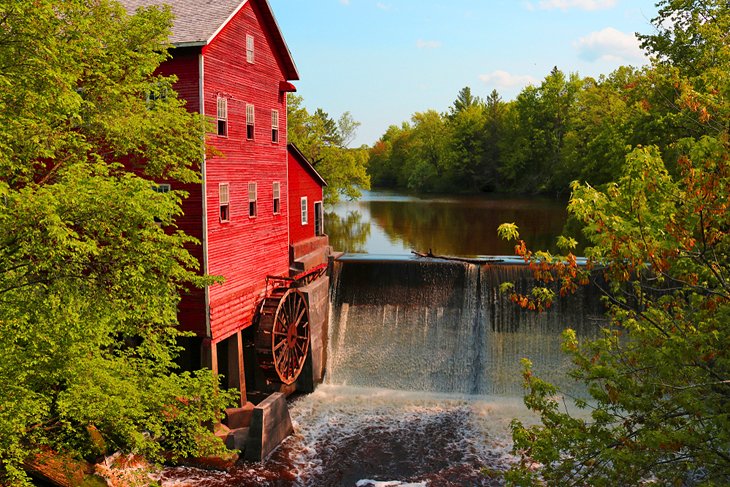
[325,190,571,257]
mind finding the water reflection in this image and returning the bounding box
[326,190,569,256]
[323,211,371,253]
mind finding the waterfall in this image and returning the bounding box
[327,255,605,397]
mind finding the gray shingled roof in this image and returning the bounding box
[117,0,298,79]
[119,0,243,46]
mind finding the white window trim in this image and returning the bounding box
[314,200,324,236]
[272,181,281,215]
[246,34,254,63]
[246,103,255,140]
[248,182,257,218]
[271,109,279,143]
[217,97,228,137]
[219,183,230,222]
[300,196,308,225]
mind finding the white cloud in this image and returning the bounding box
[575,27,647,63]
[530,0,616,11]
[478,70,539,89]
[376,2,391,10]
[340,0,350,5]
[416,39,442,49]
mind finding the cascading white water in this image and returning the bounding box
[326,256,604,397]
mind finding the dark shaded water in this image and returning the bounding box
[325,190,571,256]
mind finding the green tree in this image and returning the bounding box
[445,104,487,191]
[449,86,482,116]
[560,70,635,187]
[287,94,370,203]
[482,89,508,192]
[368,123,415,189]
[0,1,236,483]
[503,1,730,484]
[404,110,449,192]
[639,0,730,76]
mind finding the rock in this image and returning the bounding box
[225,427,250,451]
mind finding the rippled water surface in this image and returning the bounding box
[159,386,529,487]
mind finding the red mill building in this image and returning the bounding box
[119,0,331,460]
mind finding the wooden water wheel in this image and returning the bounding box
[255,288,310,385]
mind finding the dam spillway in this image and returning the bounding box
[327,254,605,397]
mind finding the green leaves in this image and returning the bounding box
[0,1,231,483]
[287,94,370,204]
[497,223,520,241]
[501,3,730,483]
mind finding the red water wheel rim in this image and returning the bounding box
[256,288,310,385]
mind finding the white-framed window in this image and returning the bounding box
[271,109,279,143]
[300,196,308,225]
[246,34,254,63]
[217,97,228,137]
[248,182,257,218]
[219,183,230,222]
[314,201,324,236]
[272,181,280,214]
[246,104,255,140]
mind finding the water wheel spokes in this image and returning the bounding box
[256,288,310,385]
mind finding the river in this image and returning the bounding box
[325,190,572,256]
[158,191,595,486]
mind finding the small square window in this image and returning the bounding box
[272,182,280,214]
[246,104,255,140]
[219,183,230,222]
[248,182,257,218]
[246,34,254,63]
[217,97,228,137]
[300,196,308,225]
[271,109,279,144]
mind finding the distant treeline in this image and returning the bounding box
[367,65,705,195]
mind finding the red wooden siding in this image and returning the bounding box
[202,1,292,342]
[151,49,206,335]
[157,47,201,113]
[288,151,324,245]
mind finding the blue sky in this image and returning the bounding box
[268,0,660,147]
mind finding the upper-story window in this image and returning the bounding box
[248,182,257,218]
[217,97,228,137]
[271,109,279,144]
[246,34,254,63]
[219,183,230,222]
[272,181,281,214]
[246,104,255,140]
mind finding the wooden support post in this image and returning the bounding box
[227,332,247,406]
[210,339,219,376]
[237,331,247,405]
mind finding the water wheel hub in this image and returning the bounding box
[255,288,310,385]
